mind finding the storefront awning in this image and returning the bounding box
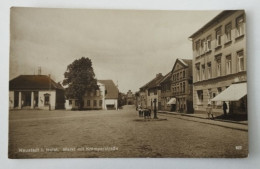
[167,98,176,104]
[211,82,247,101]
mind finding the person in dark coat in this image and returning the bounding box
[223,101,228,116]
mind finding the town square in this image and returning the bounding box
[8,8,248,158]
[9,105,247,158]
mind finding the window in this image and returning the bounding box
[99,100,102,107]
[167,83,170,91]
[201,65,205,80]
[207,62,212,79]
[183,82,185,93]
[236,15,244,37]
[206,35,212,51]
[226,55,232,75]
[44,94,50,105]
[94,100,97,107]
[197,90,203,105]
[180,72,182,79]
[201,39,206,54]
[96,90,100,96]
[216,58,221,77]
[196,64,200,81]
[183,70,185,78]
[195,40,200,56]
[215,27,222,46]
[177,73,179,80]
[87,100,90,106]
[180,82,182,93]
[154,89,157,95]
[237,50,244,72]
[225,23,232,42]
[69,100,72,105]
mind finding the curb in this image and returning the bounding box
[158,113,248,132]
[158,111,248,126]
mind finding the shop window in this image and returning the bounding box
[197,90,203,105]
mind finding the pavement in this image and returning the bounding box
[9,105,248,158]
[158,110,248,131]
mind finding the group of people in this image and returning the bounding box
[136,105,151,119]
[207,101,228,120]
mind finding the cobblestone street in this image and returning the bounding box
[9,105,248,158]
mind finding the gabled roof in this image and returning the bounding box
[160,71,172,84]
[9,75,64,90]
[172,58,192,73]
[140,74,164,90]
[98,80,119,99]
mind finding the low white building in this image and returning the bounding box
[9,75,65,110]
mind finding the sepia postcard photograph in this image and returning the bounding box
[9,7,248,158]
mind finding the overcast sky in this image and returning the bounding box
[10,7,220,93]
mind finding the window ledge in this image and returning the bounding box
[200,53,206,57]
[235,34,244,41]
[205,50,212,54]
[215,45,222,51]
[224,40,232,46]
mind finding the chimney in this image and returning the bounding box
[38,67,41,75]
[156,73,162,78]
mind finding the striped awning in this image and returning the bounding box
[211,82,247,101]
[167,98,176,104]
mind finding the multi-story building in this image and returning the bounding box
[66,80,119,110]
[189,10,247,115]
[138,88,147,108]
[146,73,164,110]
[139,73,164,110]
[160,72,172,111]
[171,58,193,113]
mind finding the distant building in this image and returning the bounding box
[189,10,247,114]
[9,75,65,110]
[171,58,193,113]
[66,80,119,110]
[126,90,134,105]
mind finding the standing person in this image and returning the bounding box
[223,101,228,116]
[207,104,214,119]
